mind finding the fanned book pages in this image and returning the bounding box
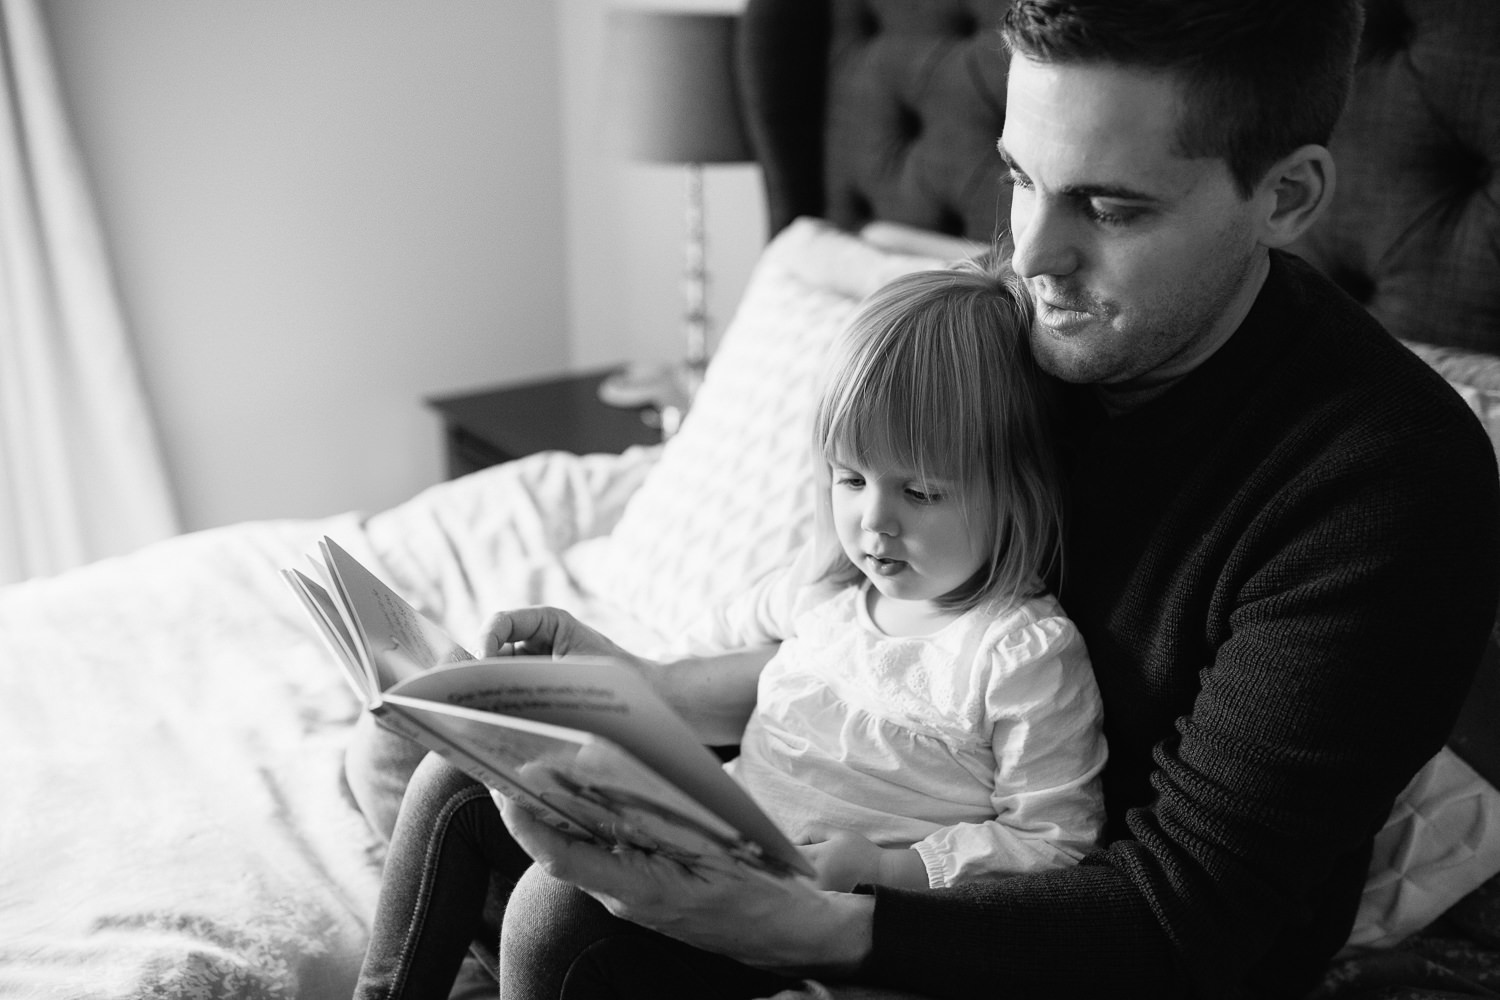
[281,537,812,880]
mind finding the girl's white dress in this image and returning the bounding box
[686,546,1107,888]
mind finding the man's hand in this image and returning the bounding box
[495,793,875,977]
[798,828,929,891]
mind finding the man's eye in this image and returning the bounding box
[1006,170,1033,191]
[1085,202,1138,226]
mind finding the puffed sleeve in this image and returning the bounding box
[912,613,1107,887]
[676,539,835,654]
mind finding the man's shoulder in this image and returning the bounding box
[1268,251,1486,433]
[1269,251,1407,365]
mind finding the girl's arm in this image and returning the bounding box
[481,604,775,746]
[651,644,777,746]
[799,613,1105,892]
[913,615,1107,886]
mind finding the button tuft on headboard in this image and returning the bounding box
[1328,264,1377,307]
[895,103,923,143]
[1448,143,1494,198]
[847,191,874,229]
[1359,0,1417,64]
[949,8,979,38]
[936,207,966,237]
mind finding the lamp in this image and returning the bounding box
[598,9,752,424]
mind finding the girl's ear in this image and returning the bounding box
[1255,144,1336,248]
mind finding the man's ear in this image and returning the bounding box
[1256,144,1336,248]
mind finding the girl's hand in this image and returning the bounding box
[480,606,642,666]
[797,828,928,891]
[481,607,774,747]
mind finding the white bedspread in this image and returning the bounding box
[0,447,658,1000]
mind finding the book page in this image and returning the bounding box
[388,656,812,878]
[319,537,472,693]
[281,568,373,704]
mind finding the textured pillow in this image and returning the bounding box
[564,218,952,647]
[1352,746,1500,949]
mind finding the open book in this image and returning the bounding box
[281,537,811,879]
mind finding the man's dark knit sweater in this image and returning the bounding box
[858,251,1500,998]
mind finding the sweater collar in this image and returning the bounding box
[1093,253,1272,417]
[1087,250,1302,429]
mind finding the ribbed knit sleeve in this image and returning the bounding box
[852,253,1500,999]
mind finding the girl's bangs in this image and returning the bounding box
[822,383,978,491]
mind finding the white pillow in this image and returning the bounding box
[858,220,988,262]
[1350,746,1500,949]
[564,218,949,645]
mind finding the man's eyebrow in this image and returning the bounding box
[995,139,1162,204]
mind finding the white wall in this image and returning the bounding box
[38,0,766,533]
[556,0,765,372]
[41,0,573,530]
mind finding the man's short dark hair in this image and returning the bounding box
[999,0,1365,197]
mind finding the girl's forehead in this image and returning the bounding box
[828,438,962,482]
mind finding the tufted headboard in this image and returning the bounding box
[736,0,1500,355]
[739,0,1010,245]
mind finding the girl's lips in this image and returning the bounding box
[865,554,908,577]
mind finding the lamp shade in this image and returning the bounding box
[605,10,752,164]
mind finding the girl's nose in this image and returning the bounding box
[862,494,899,536]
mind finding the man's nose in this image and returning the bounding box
[1011,196,1080,280]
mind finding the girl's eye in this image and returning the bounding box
[906,488,942,505]
[835,473,864,489]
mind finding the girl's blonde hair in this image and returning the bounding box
[811,250,1065,612]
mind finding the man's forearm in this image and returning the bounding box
[648,645,776,745]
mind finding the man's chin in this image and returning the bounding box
[1030,327,1109,383]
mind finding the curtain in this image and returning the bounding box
[0,0,178,584]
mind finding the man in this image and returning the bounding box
[493,1,1500,996]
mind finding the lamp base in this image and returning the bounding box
[597,359,706,437]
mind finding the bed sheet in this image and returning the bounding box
[0,446,657,1000]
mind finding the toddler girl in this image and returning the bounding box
[706,252,1104,892]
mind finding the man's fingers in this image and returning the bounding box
[497,794,616,885]
[496,793,568,856]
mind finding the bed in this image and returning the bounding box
[3,1,1498,998]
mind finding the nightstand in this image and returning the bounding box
[426,368,664,479]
